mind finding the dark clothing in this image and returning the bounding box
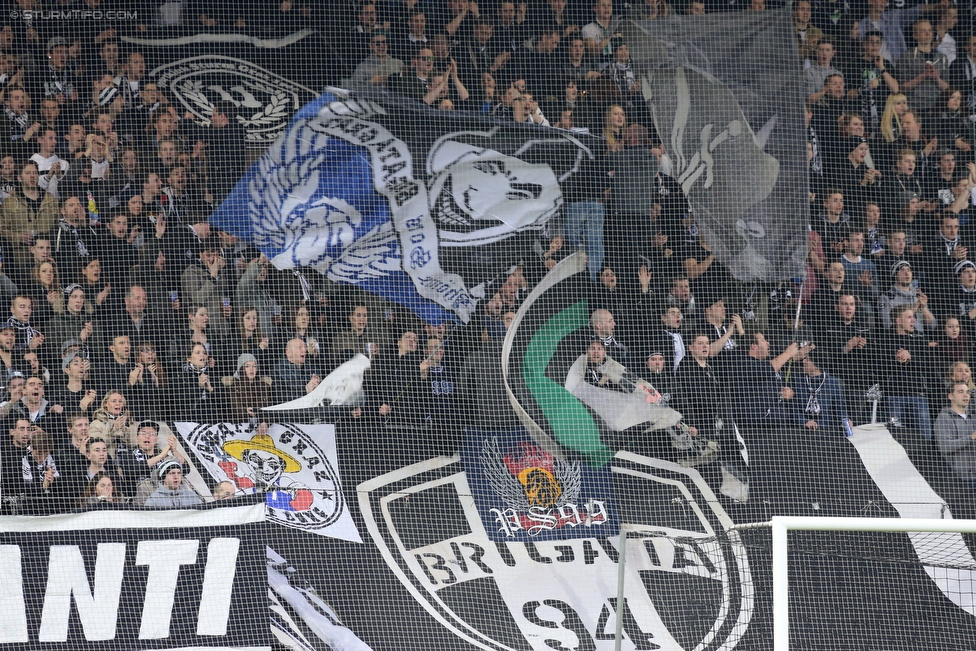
[879,331,932,398]
[0,437,30,506]
[273,359,315,404]
[789,371,849,434]
[673,357,724,433]
[170,363,222,423]
[376,352,427,426]
[818,316,875,392]
[732,353,785,428]
[812,212,852,254]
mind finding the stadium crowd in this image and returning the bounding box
[0,0,974,514]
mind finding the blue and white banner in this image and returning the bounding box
[209,91,598,323]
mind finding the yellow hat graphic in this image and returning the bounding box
[223,433,302,473]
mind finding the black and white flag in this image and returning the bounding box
[0,502,267,650]
[626,9,808,282]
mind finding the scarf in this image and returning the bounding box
[664,329,685,369]
[6,317,38,347]
[805,373,828,415]
[182,362,211,402]
[44,63,71,97]
[4,106,29,134]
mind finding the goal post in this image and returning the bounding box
[739,517,976,651]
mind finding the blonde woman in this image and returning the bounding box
[880,93,909,143]
[89,390,135,457]
[603,104,627,153]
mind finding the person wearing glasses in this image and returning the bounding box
[347,30,404,89]
[392,47,436,101]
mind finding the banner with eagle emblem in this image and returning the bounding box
[461,427,619,542]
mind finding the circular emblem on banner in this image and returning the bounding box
[150,55,316,149]
[359,452,753,651]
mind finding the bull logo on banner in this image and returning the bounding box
[358,452,752,651]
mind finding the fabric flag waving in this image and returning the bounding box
[625,8,808,282]
[209,89,599,324]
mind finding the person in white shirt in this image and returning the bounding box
[30,129,68,197]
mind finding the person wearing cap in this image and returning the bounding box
[222,353,273,423]
[694,288,744,365]
[34,36,78,105]
[878,259,936,332]
[639,351,677,407]
[144,457,202,508]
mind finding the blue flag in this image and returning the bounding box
[210,90,598,324]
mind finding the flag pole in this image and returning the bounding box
[783,272,807,384]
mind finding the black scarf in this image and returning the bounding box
[805,372,828,415]
[4,106,29,134]
[182,363,211,402]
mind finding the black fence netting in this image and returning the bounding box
[0,0,974,649]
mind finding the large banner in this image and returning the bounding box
[0,502,267,650]
[130,30,320,150]
[176,422,362,543]
[208,90,601,324]
[625,9,808,283]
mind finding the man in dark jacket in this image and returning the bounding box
[879,305,934,439]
